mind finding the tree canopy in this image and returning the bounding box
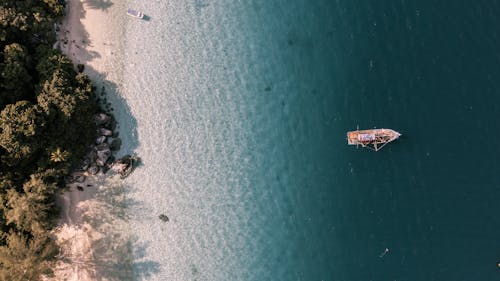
[0,1,98,279]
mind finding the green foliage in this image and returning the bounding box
[49,147,70,163]
[35,51,74,84]
[38,69,76,119]
[0,0,98,279]
[0,43,32,106]
[0,101,46,163]
[0,232,58,281]
[3,188,53,234]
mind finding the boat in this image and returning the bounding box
[347,128,401,151]
[127,8,144,19]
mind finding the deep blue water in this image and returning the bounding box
[277,1,500,280]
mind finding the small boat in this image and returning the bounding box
[127,8,144,19]
[347,128,401,151]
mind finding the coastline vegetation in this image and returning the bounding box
[0,1,98,279]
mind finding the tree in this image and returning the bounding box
[37,69,76,120]
[3,188,52,234]
[1,43,32,104]
[0,232,58,281]
[35,52,74,83]
[0,101,46,163]
[49,147,70,163]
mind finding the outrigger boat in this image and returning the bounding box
[347,128,401,151]
[127,8,144,19]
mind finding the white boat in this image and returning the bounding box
[127,8,144,19]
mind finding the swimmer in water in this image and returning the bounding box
[379,248,389,258]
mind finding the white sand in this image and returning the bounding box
[47,1,131,280]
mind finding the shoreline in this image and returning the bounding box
[47,1,132,280]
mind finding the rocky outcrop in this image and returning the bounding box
[68,112,139,187]
[82,113,137,178]
[111,154,141,179]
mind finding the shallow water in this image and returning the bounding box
[96,0,500,280]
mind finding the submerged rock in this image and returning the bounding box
[109,137,122,151]
[159,214,169,222]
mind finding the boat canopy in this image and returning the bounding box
[358,133,375,141]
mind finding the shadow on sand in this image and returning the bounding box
[84,0,114,11]
[55,0,159,279]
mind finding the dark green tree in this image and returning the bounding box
[1,43,32,104]
[0,101,46,164]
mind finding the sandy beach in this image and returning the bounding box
[47,1,132,280]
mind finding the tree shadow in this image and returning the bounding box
[84,0,114,11]
[58,0,139,154]
[57,179,161,280]
[88,181,161,280]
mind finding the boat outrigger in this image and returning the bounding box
[127,8,144,19]
[347,128,401,151]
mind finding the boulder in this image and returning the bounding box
[94,113,112,127]
[81,163,90,171]
[88,149,97,163]
[96,135,107,144]
[75,175,86,183]
[96,151,111,166]
[112,154,141,178]
[96,143,110,151]
[98,128,113,137]
[88,164,99,175]
[96,143,111,166]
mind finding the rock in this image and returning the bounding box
[95,143,110,151]
[82,157,91,166]
[95,136,106,144]
[95,143,111,166]
[112,154,141,179]
[81,163,90,171]
[96,153,111,166]
[159,214,169,222]
[109,137,122,151]
[96,135,107,144]
[88,165,99,175]
[100,165,110,174]
[75,175,86,183]
[112,162,129,173]
[98,128,113,137]
[94,113,111,127]
[88,149,97,163]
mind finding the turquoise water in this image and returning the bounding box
[110,0,500,280]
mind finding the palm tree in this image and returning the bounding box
[49,148,69,163]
